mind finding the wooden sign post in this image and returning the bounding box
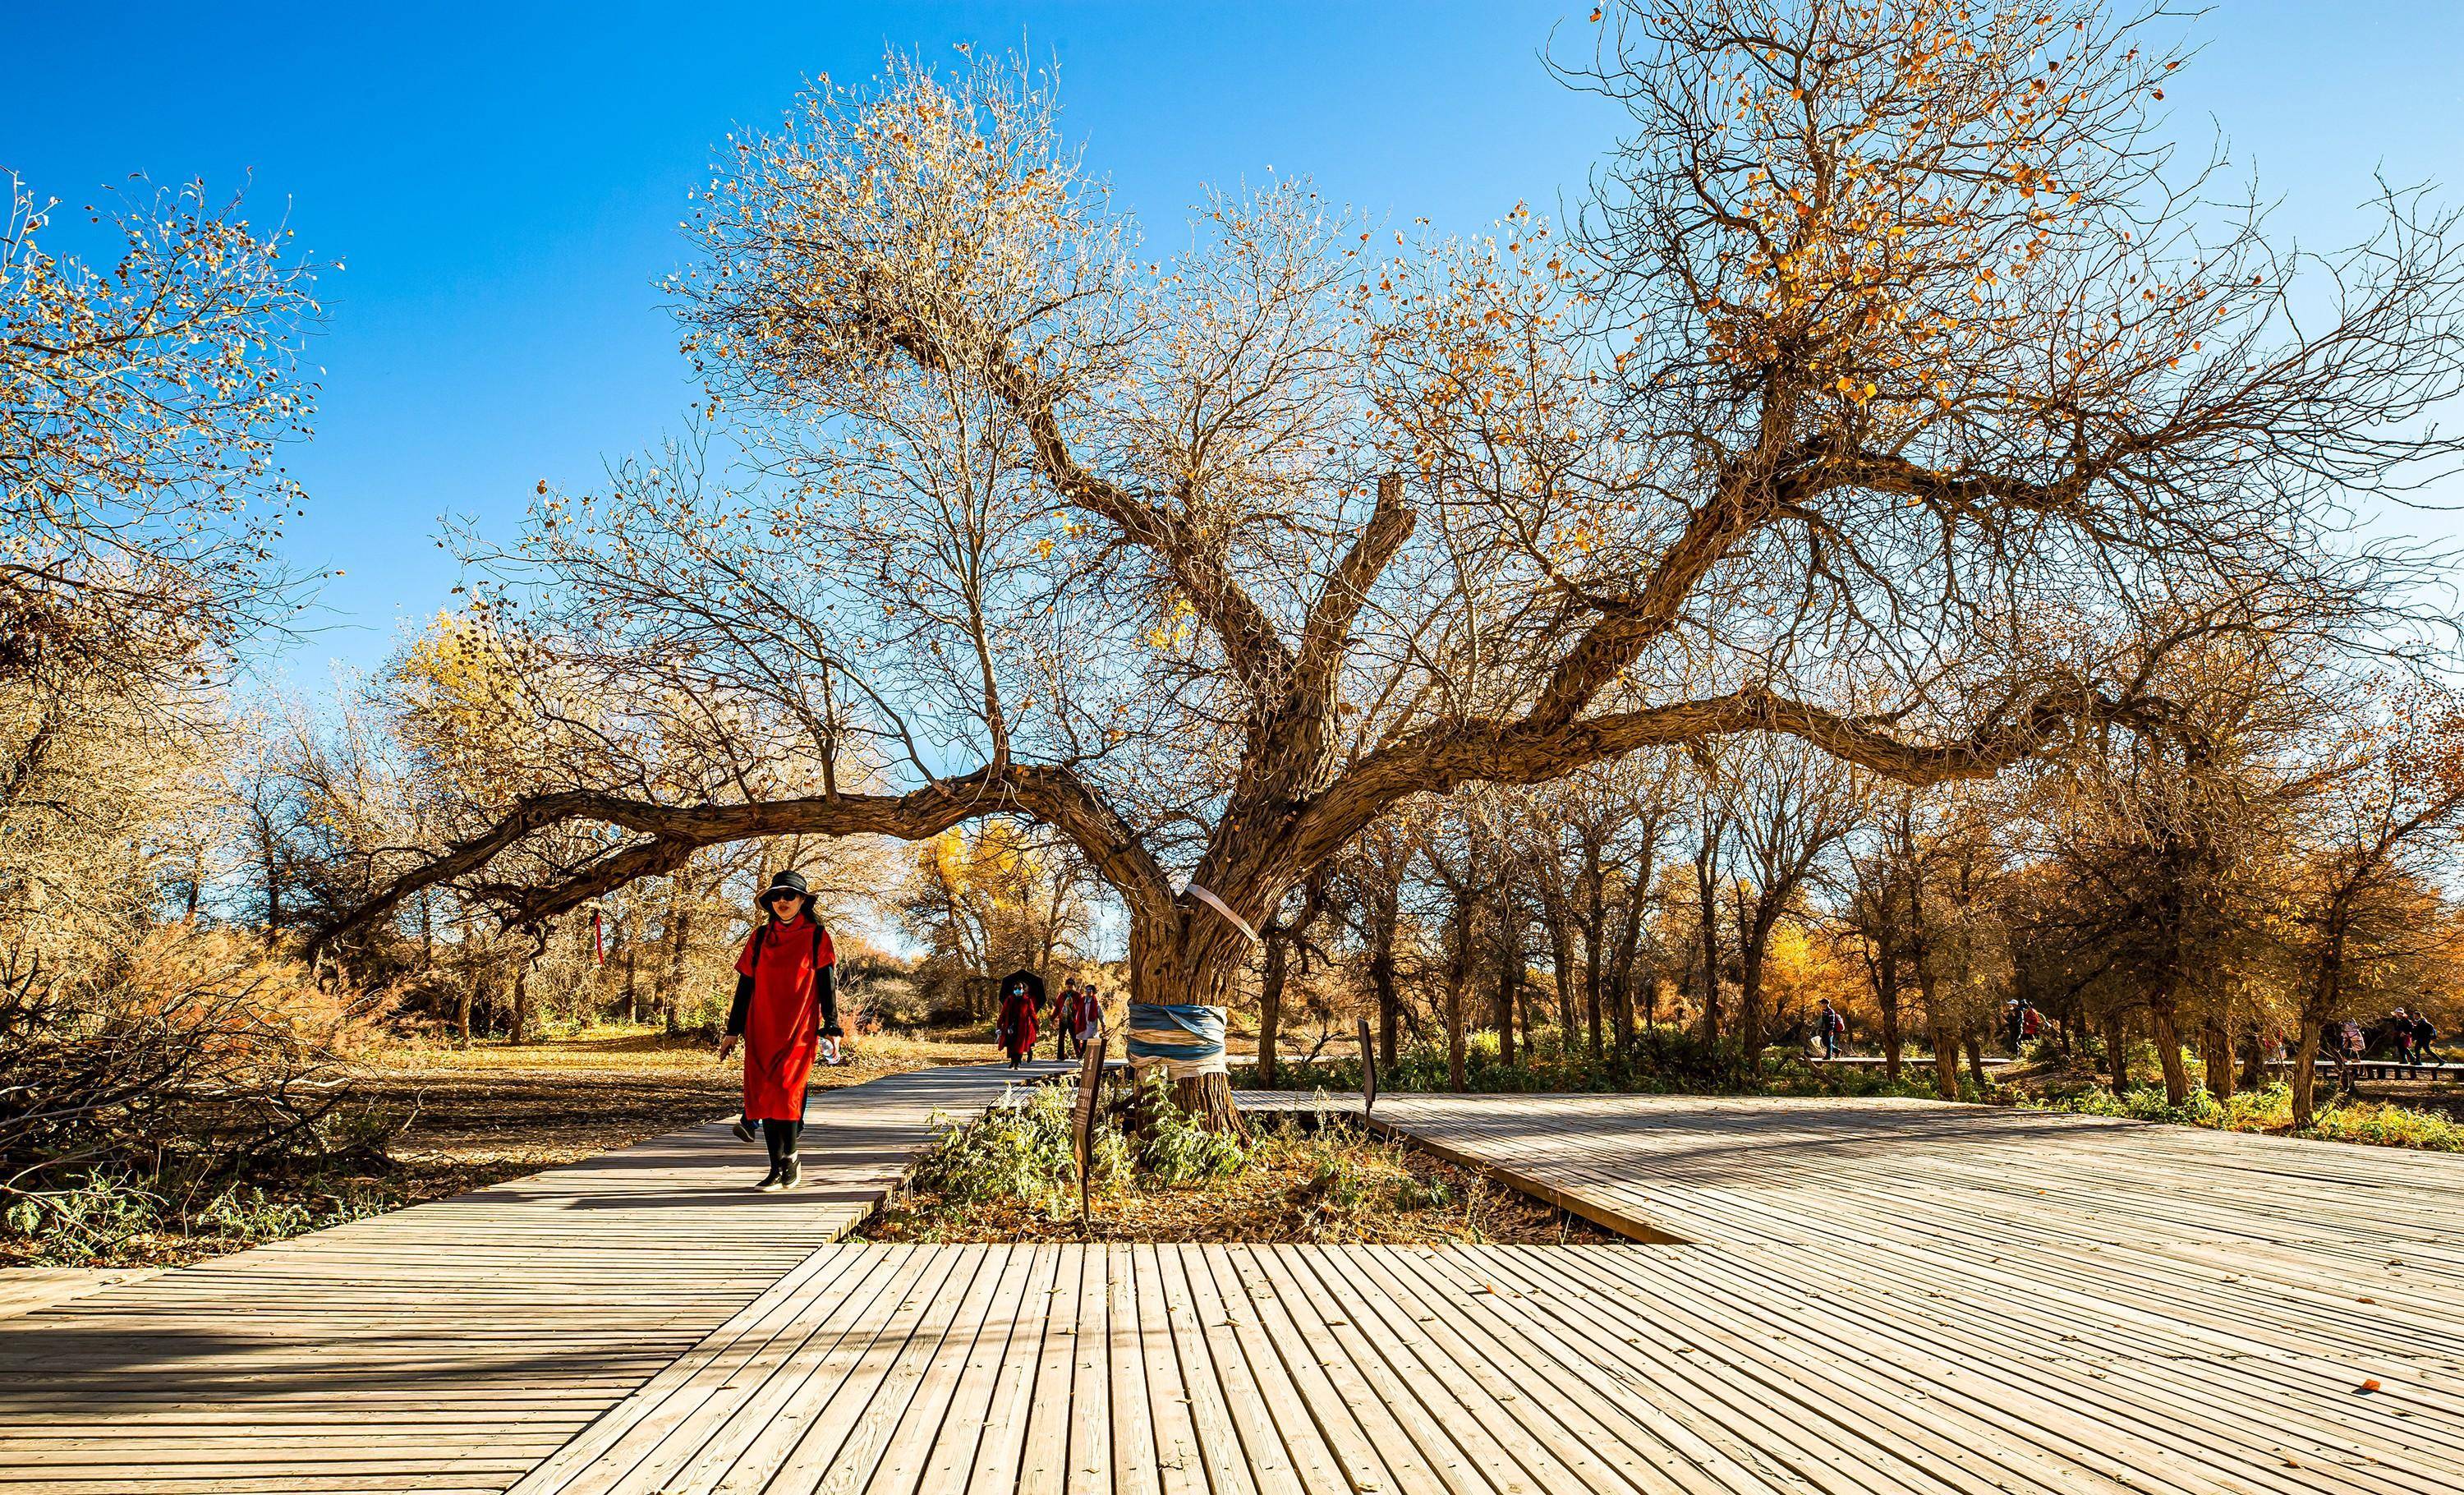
[1072,1033,1108,1232]
[1357,1015,1377,1117]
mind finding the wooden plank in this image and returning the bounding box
[1129,1241,1217,1495]
[0,1066,1049,1495]
[1101,1244,1163,1495]
[1354,1092,2464,1495]
[963,1244,1062,1495]
[913,1243,1040,1495]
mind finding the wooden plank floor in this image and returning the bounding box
[11,1080,2463,1493]
[500,1092,2464,1495]
[0,1267,159,1322]
[1363,1093,2464,1495]
[0,1064,1059,1495]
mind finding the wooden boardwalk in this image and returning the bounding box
[0,1064,1058,1494]
[1363,1093,2464,1495]
[7,1078,2463,1493]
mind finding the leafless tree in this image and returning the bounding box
[324,8,2464,1127]
[1703,734,1871,1067]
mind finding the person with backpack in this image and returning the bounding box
[1816,998,1846,1060]
[1075,983,1105,1057]
[2412,1010,2444,1066]
[719,871,840,1192]
[1052,985,1081,1061]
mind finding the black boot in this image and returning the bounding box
[755,1120,789,1191]
[775,1120,803,1190]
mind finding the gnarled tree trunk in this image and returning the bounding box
[1875,936,1903,1081]
[1493,919,1521,1070]
[1257,919,1289,1088]
[2201,1018,2234,1101]
[1124,913,1251,1134]
[2148,986,2191,1106]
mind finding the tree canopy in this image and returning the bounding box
[323,1,2464,1029]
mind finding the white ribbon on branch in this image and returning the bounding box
[1180,881,1260,945]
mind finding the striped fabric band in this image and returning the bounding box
[1124,1001,1228,1080]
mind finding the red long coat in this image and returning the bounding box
[999,988,1039,1060]
[733,916,835,1120]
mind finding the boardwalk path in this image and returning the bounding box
[7,1080,2464,1493]
[1358,1093,2464,1495]
[0,1063,1061,1494]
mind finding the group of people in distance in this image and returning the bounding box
[2329,1008,2445,1067]
[1805,996,2042,1062]
[992,968,1105,1067]
[1809,994,2452,1075]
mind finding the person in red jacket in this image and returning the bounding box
[995,969,1041,1068]
[719,870,839,1192]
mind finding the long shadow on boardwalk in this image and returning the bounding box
[0,1064,1048,1495]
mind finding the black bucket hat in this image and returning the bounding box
[759,869,811,909]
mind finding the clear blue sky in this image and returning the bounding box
[7,1,2460,678]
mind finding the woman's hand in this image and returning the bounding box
[719,1034,739,1061]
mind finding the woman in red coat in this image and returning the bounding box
[995,969,1041,1069]
[719,870,840,1191]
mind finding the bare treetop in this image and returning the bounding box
[2,174,322,686]
[328,4,2464,1024]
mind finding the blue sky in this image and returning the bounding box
[8,1,2461,681]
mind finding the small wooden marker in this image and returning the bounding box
[1072,1033,1108,1232]
[1358,1015,1377,1116]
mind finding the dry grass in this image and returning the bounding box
[6,1024,1000,1267]
[352,1024,1000,1193]
[863,1111,1617,1246]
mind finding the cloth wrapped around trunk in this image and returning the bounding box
[1126,1002,1227,1080]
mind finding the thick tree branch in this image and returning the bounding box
[1290,683,2173,873]
[861,303,1297,693]
[313,761,1176,957]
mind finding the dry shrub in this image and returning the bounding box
[1,923,371,1231]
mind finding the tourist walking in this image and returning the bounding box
[2411,1010,2444,1066]
[2329,1017,2365,1097]
[1053,984,1082,1061]
[720,871,840,1193]
[1075,983,1105,1056]
[1816,999,1846,1060]
[995,968,1043,1069]
[2393,1008,2417,1064]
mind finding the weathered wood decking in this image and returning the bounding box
[1360,1093,2464,1494]
[6,1077,2462,1493]
[0,1064,1058,1494]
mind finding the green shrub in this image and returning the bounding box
[3,1171,164,1262]
[1129,1074,1248,1184]
[2018,1081,2463,1152]
[906,1086,1088,1217]
[905,1076,1241,1217]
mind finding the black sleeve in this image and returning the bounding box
[816,961,841,1039]
[726,974,752,1037]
